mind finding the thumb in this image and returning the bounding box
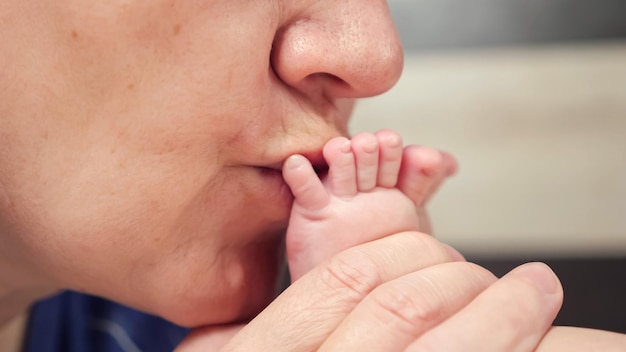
[175,324,245,351]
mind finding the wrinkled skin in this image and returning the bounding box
[0,0,403,326]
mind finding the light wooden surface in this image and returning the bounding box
[351,40,626,257]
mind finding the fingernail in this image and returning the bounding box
[514,262,560,294]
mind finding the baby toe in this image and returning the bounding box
[323,136,358,197]
[283,154,329,211]
[351,133,380,192]
[375,129,403,188]
[397,145,444,206]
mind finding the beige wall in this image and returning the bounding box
[351,40,626,257]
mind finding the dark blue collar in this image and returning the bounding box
[23,291,189,352]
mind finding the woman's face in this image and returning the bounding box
[0,0,403,326]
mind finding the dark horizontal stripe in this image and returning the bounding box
[469,256,626,334]
[390,0,626,52]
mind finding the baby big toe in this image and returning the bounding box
[283,155,329,211]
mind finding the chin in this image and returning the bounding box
[154,237,286,328]
[159,280,278,328]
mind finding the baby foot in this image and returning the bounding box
[284,131,422,281]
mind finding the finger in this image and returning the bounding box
[318,262,497,352]
[537,326,626,352]
[407,262,564,352]
[222,232,462,351]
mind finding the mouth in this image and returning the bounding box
[252,153,328,209]
[246,147,331,206]
[264,148,329,176]
[266,156,329,171]
[260,159,329,181]
[235,150,330,232]
[257,165,284,178]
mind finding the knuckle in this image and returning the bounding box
[369,282,442,334]
[318,251,383,299]
[404,232,451,261]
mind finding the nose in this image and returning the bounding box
[271,0,404,100]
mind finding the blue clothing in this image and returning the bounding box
[23,291,190,352]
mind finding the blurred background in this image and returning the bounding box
[351,0,626,333]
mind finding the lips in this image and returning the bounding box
[233,148,331,234]
[262,148,328,175]
[252,149,328,205]
[262,159,328,177]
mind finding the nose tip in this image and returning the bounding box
[271,1,404,99]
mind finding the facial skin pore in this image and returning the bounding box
[0,0,403,327]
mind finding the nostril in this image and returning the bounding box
[295,72,351,99]
[308,72,347,87]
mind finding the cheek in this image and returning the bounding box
[46,165,286,326]
[2,105,221,282]
[1,0,285,323]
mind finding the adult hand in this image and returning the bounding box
[537,326,626,352]
[177,231,563,351]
